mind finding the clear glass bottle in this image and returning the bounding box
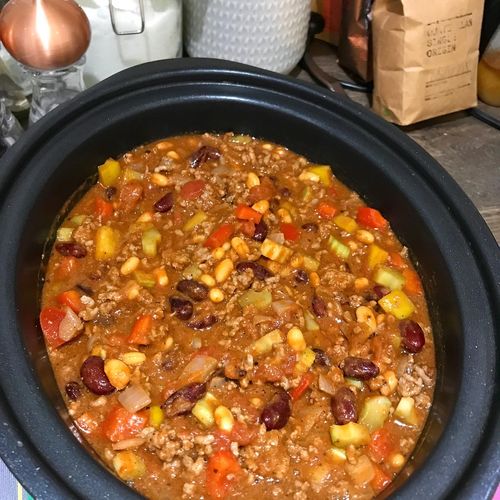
[0,99,23,152]
[28,57,86,125]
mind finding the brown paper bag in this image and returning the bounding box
[372,0,484,125]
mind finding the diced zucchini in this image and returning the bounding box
[327,447,347,464]
[142,228,161,258]
[304,310,320,331]
[328,235,350,259]
[182,264,202,279]
[345,377,364,390]
[378,290,415,319]
[359,396,392,432]
[183,211,207,232]
[329,422,371,448]
[133,270,156,288]
[69,214,86,226]
[230,134,252,144]
[307,165,333,186]
[95,226,119,261]
[98,158,121,187]
[295,347,316,374]
[113,451,146,481]
[334,215,358,233]
[122,168,143,182]
[192,392,219,427]
[149,405,164,428]
[301,186,313,202]
[367,244,389,270]
[394,397,419,426]
[373,266,405,290]
[303,255,320,272]
[251,329,283,356]
[238,289,272,310]
[261,238,292,263]
[56,227,73,242]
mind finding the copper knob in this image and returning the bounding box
[0,0,91,71]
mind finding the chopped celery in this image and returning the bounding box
[98,158,121,187]
[307,165,332,186]
[328,235,350,259]
[367,244,389,270]
[345,377,364,390]
[251,329,283,355]
[329,422,371,448]
[149,405,164,428]
[142,228,161,258]
[56,227,73,242]
[69,214,86,226]
[238,289,272,310]
[378,290,415,319]
[260,238,292,263]
[359,396,392,432]
[295,347,316,374]
[373,266,405,290]
[192,392,219,427]
[394,397,419,426]
[304,310,320,331]
[95,226,119,261]
[122,168,143,182]
[334,214,358,233]
[301,186,313,202]
[183,211,207,232]
[182,263,202,279]
[133,270,156,288]
[303,255,320,272]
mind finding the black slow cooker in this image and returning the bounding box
[0,59,498,499]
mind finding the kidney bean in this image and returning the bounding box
[105,186,117,200]
[294,269,309,284]
[65,381,82,401]
[280,187,291,198]
[260,389,291,431]
[169,296,194,320]
[188,314,217,330]
[312,348,332,367]
[269,198,280,213]
[235,261,274,280]
[80,356,114,395]
[252,220,268,242]
[55,242,87,258]
[312,294,327,317]
[371,285,391,300]
[331,387,358,425]
[341,357,379,380]
[399,320,425,353]
[162,382,207,417]
[153,191,174,213]
[190,146,221,168]
[176,279,209,301]
[301,222,318,232]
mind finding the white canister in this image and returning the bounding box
[184,0,311,74]
[77,0,182,86]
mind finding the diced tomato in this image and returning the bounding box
[389,252,406,269]
[95,197,114,219]
[206,450,242,499]
[204,223,235,249]
[357,206,388,229]
[368,427,394,463]
[181,179,206,200]
[57,290,83,313]
[317,201,337,219]
[280,222,300,242]
[403,268,423,295]
[101,406,148,442]
[39,307,67,348]
[290,372,314,402]
[239,220,255,238]
[127,314,152,345]
[371,464,392,493]
[214,422,259,451]
[235,204,262,223]
[55,256,78,280]
[247,182,275,204]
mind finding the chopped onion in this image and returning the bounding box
[252,315,275,325]
[118,384,151,413]
[268,232,285,244]
[318,374,336,396]
[179,354,218,385]
[58,307,83,341]
[212,165,232,176]
[112,438,146,451]
[272,300,299,318]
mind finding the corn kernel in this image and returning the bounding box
[124,281,141,300]
[136,211,153,223]
[354,277,369,291]
[260,238,292,263]
[149,405,164,428]
[246,172,260,188]
[113,451,146,481]
[212,247,225,260]
[209,287,225,303]
[164,336,174,351]
[299,170,321,183]
[389,453,405,469]
[290,254,304,268]
[287,327,306,352]
[215,258,234,283]
[250,397,263,408]
[120,256,140,276]
[310,272,320,287]
[153,266,169,286]
[277,208,292,223]
[252,200,269,214]
[355,306,377,333]
[356,229,375,244]
[104,359,131,390]
[120,351,146,366]
[150,173,169,186]
[91,345,106,359]
[231,237,249,258]
[166,150,180,160]
[214,405,235,432]
[200,274,216,287]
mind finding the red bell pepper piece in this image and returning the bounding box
[57,290,83,313]
[127,314,152,345]
[39,307,67,348]
[317,201,337,219]
[289,372,314,402]
[206,450,242,499]
[280,222,300,242]
[235,204,262,223]
[204,223,235,249]
[357,206,388,229]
